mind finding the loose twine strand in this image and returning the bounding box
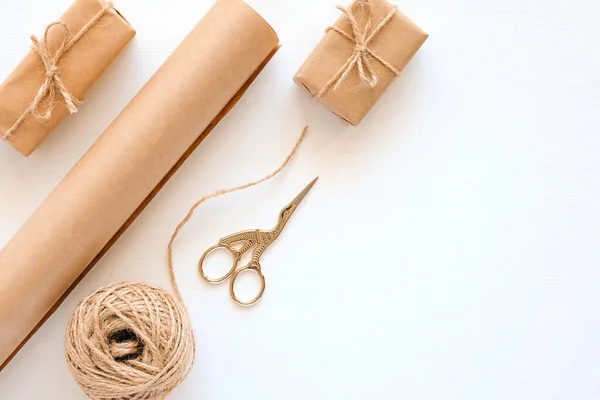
[315,0,399,99]
[66,128,309,400]
[1,1,114,141]
[167,126,309,300]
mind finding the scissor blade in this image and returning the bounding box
[291,177,319,208]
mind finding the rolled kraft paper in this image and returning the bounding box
[0,0,279,368]
[0,0,136,156]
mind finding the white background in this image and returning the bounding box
[0,0,599,398]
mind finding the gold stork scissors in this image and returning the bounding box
[199,177,318,306]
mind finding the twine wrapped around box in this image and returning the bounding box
[315,2,400,98]
[294,0,428,126]
[0,0,135,156]
[1,2,114,141]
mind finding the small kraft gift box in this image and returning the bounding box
[0,0,135,156]
[294,0,428,126]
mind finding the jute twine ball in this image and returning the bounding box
[65,282,195,400]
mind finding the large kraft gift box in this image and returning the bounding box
[0,0,135,156]
[294,0,428,126]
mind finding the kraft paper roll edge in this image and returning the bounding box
[0,0,279,369]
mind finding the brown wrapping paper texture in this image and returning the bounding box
[0,0,279,369]
[294,0,428,126]
[0,0,136,156]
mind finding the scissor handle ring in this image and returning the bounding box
[229,264,265,307]
[198,244,240,283]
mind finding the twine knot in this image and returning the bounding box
[315,0,400,99]
[28,22,82,120]
[46,65,60,78]
[354,43,367,53]
[1,1,114,141]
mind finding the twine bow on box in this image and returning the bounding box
[1,1,113,141]
[315,0,400,99]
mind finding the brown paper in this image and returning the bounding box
[294,0,428,126]
[0,0,279,369]
[0,0,136,156]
